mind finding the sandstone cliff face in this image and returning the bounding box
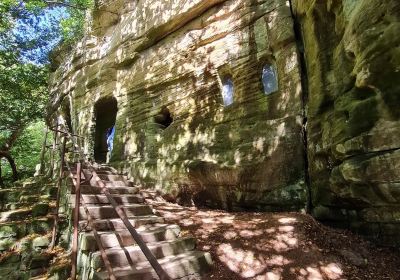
[50,0,307,211]
[49,0,400,244]
[293,0,400,245]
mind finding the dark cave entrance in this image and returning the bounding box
[94,97,118,163]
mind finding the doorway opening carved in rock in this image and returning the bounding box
[94,97,118,163]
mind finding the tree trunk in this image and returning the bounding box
[0,162,4,187]
[39,126,49,175]
[0,151,18,182]
[1,125,25,151]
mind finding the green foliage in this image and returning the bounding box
[60,0,93,43]
[1,121,47,181]
[0,0,94,176]
[1,0,94,53]
[0,53,49,132]
[0,1,94,181]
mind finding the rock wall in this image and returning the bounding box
[49,0,400,244]
[49,0,307,211]
[292,0,400,245]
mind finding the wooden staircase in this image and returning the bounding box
[70,165,212,279]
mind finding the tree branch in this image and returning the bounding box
[0,124,25,152]
[0,163,4,187]
[43,0,120,15]
[0,151,18,182]
[42,0,87,10]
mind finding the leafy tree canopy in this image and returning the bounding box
[0,0,93,183]
[0,0,93,63]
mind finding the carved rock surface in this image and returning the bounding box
[49,0,306,212]
[49,0,400,244]
[293,0,400,245]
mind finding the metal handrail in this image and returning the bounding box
[50,136,67,249]
[48,124,171,280]
[64,161,116,280]
[70,162,81,280]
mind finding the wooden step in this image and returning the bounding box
[90,236,196,270]
[92,251,213,280]
[72,185,140,195]
[96,174,128,182]
[86,178,135,187]
[67,165,212,280]
[95,165,117,172]
[80,216,165,231]
[76,204,154,220]
[70,194,144,205]
[80,224,181,250]
[86,180,134,188]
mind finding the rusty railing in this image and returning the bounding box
[47,124,171,280]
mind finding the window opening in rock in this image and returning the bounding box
[94,97,118,163]
[262,64,278,95]
[221,75,234,106]
[154,106,173,129]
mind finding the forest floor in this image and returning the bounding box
[150,200,400,280]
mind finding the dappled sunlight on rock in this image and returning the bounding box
[217,243,267,278]
[144,200,380,279]
[320,263,344,280]
[278,217,297,224]
[256,269,283,280]
[266,232,298,252]
[239,229,263,238]
[223,231,237,240]
[279,225,295,232]
[49,0,309,217]
[140,196,400,280]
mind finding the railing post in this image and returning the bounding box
[71,162,82,280]
[49,123,59,177]
[50,135,67,249]
[39,126,49,175]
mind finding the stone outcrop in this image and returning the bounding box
[0,178,65,279]
[292,0,400,245]
[49,0,307,212]
[49,0,400,245]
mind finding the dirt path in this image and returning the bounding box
[149,200,400,280]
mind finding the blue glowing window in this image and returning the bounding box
[222,76,234,106]
[262,65,278,95]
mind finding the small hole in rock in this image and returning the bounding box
[344,111,350,122]
[154,106,173,129]
[346,51,356,60]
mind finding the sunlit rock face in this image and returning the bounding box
[293,0,400,245]
[49,0,307,211]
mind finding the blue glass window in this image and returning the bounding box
[222,76,234,106]
[262,65,278,95]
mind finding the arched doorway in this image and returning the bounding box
[94,97,118,162]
